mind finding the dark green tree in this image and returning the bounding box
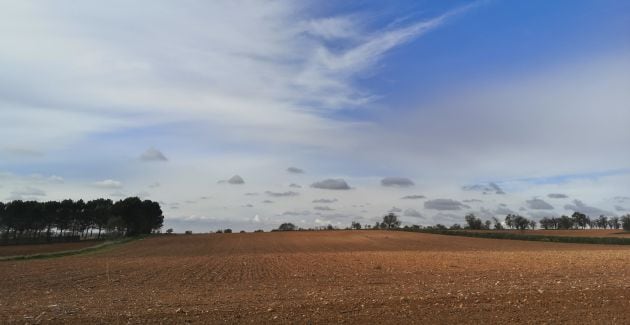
[381,213,401,229]
[278,222,296,231]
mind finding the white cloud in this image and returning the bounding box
[302,16,361,40]
[93,179,123,189]
[10,186,46,198]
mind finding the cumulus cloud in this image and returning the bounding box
[93,179,123,189]
[381,177,414,187]
[265,190,299,197]
[136,191,151,199]
[432,212,464,223]
[311,179,351,190]
[424,199,470,211]
[289,183,302,188]
[494,206,514,215]
[403,208,423,218]
[28,174,64,184]
[10,186,46,198]
[315,213,358,222]
[109,191,127,198]
[564,200,612,216]
[389,206,402,213]
[281,210,311,217]
[547,193,568,199]
[476,207,495,219]
[227,175,245,185]
[287,167,305,174]
[140,148,168,162]
[462,182,505,195]
[528,211,558,219]
[314,206,334,211]
[4,147,44,157]
[313,198,338,203]
[525,198,554,210]
[401,195,425,200]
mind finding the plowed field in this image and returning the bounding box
[2,231,630,324]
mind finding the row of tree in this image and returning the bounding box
[0,197,163,242]
[275,211,630,233]
[365,212,630,232]
[539,213,630,230]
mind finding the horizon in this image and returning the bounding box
[1,0,629,232]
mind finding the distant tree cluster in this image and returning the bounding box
[503,214,536,230]
[539,213,628,230]
[0,197,163,242]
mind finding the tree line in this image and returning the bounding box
[0,197,163,242]
[274,211,630,234]
[539,213,630,230]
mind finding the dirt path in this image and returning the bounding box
[0,240,105,257]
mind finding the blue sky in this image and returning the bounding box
[1,0,629,231]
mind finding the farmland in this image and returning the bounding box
[2,231,630,323]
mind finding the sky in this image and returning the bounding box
[1,0,629,232]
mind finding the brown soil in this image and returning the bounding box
[1,231,630,324]
[0,240,105,257]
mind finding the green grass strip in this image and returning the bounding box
[0,236,144,261]
[401,229,630,245]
